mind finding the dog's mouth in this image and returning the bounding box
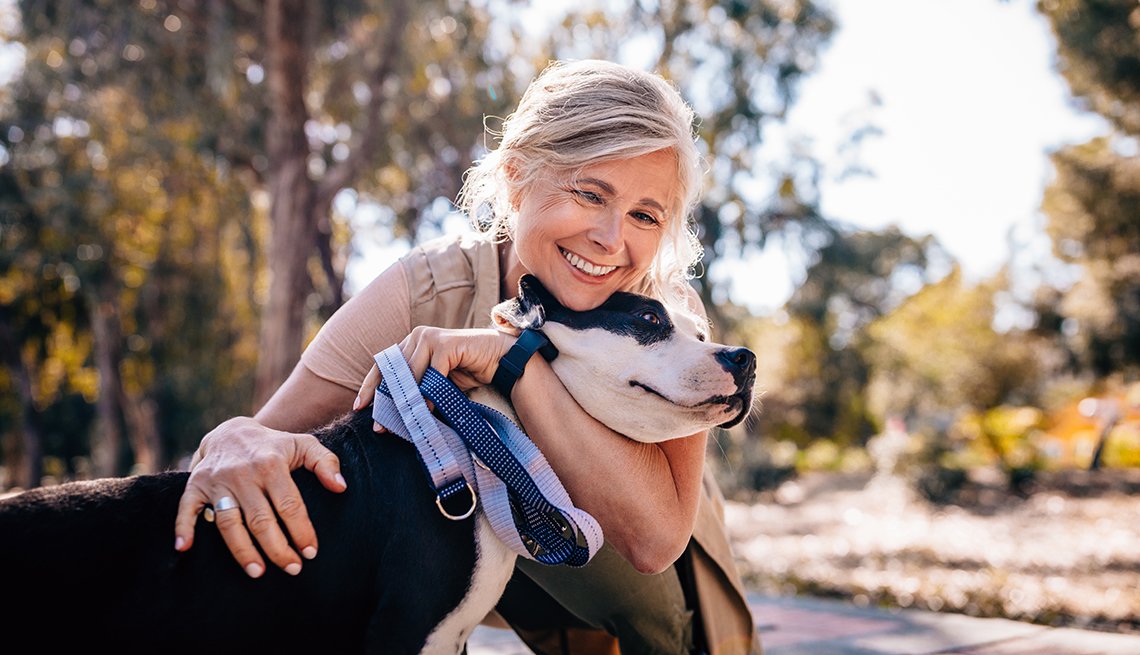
[716,391,752,428]
[629,380,753,428]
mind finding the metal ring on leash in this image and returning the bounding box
[435,484,477,520]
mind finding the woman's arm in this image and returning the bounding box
[354,286,713,575]
[174,263,413,577]
[510,284,713,573]
[510,358,707,574]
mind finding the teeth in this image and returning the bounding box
[561,249,616,277]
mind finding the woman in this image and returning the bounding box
[174,59,761,655]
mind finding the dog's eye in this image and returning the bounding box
[639,310,661,325]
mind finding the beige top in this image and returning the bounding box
[300,232,761,654]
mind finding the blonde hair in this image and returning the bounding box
[457,59,705,308]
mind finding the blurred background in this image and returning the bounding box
[1,0,1137,636]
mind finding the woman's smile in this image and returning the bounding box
[559,247,618,278]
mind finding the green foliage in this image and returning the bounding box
[864,268,1043,421]
[1042,138,1140,376]
[1,0,842,485]
[954,406,1048,473]
[1037,0,1140,378]
[2,0,272,474]
[1038,0,1140,136]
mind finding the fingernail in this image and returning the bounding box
[302,546,318,560]
[373,421,382,432]
[174,536,185,551]
[245,563,264,578]
[352,396,362,411]
[285,563,302,576]
[335,473,347,488]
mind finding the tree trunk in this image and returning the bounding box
[254,0,318,411]
[0,310,43,489]
[124,394,161,474]
[88,278,132,477]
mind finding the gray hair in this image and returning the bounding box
[457,59,705,307]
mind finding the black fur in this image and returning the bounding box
[515,275,674,347]
[0,410,477,655]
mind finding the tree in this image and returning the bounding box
[1,0,843,484]
[4,1,266,475]
[863,267,1041,422]
[781,226,949,446]
[1038,0,1140,378]
[1041,139,1140,377]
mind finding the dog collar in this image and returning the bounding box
[492,328,558,398]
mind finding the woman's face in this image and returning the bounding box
[513,149,678,312]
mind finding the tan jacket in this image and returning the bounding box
[305,232,761,654]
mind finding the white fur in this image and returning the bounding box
[543,313,744,443]
[418,293,750,653]
[419,516,516,654]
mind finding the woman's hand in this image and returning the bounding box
[353,327,513,414]
[173,416,346,578]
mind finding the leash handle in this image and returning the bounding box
[371,345,602,566]
[419,368,602,566]
[373,348,476,521]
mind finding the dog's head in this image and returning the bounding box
[492,275,756,443]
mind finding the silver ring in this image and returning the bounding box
[215,496,238,512]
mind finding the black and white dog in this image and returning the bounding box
[0,275,755,654]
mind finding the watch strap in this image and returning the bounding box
[492,328,559,397]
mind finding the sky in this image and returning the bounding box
[718,0,1110,312]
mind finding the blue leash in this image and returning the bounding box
[371,344,603,567]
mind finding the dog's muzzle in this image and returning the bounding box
[716,347,756,429]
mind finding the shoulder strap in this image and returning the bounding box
[402,233,502,330]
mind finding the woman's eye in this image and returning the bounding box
[640,311,660,325]
[573,189,603,204]
[631,211,660,226]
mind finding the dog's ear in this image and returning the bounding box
[490,274,555,332]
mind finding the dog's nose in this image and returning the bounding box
[716,347,756,384]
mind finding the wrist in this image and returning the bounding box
[491,329,558,397]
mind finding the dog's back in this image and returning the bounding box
[0,410,479,654]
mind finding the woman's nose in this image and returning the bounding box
[588,209,623,253]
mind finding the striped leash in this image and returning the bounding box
[371,344,603,566]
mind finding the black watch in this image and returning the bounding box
[491,328,559,397]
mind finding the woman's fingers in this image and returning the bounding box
[173,477,209,551]
[300,435,348,493]
[241,434,341,572]
[211,490,270,578]
[395,327,513,392]
[353,364,381,411]
[173,419,346,578]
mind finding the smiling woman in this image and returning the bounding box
[458,60,705,315]
[176,59,760,655]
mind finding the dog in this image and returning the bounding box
[0,274,756,654]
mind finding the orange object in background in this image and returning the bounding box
[1039,383,1140,469]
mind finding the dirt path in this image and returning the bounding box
[724,469,1140,635]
